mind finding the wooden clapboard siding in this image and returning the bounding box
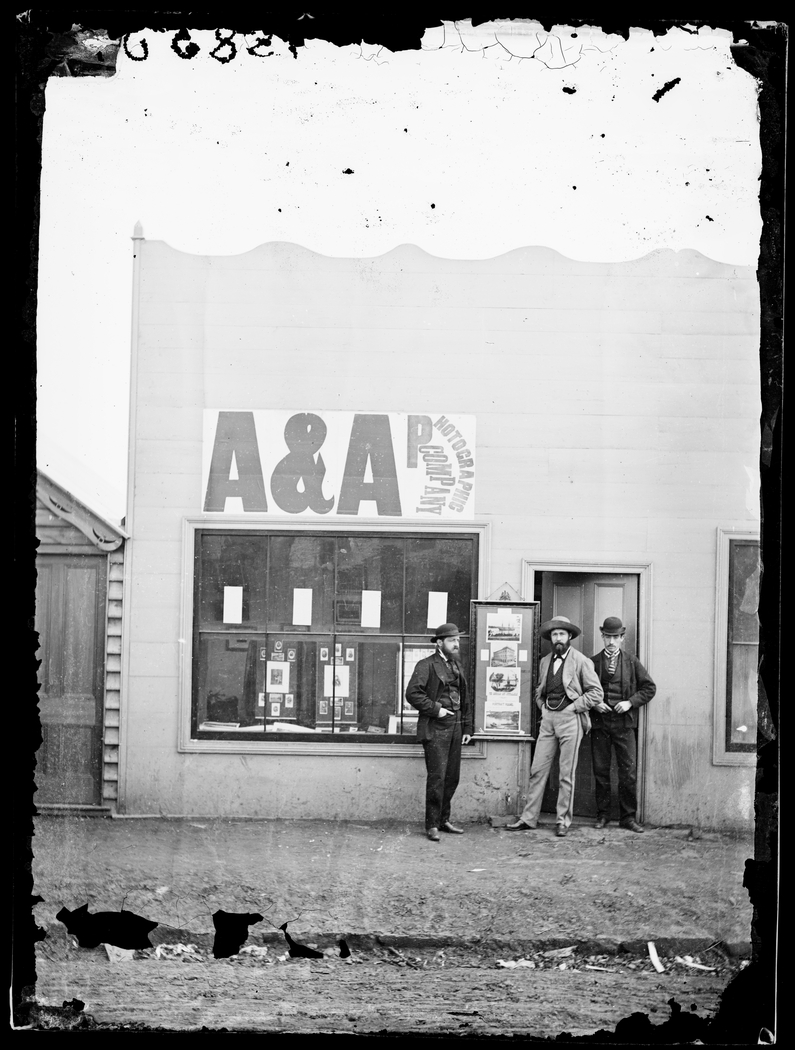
[139,327,756,361]
[101,548,125,803]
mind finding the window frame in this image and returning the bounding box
[712,528,760,767]
[178,516,491,755]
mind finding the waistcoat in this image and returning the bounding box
[439,659,461,711]
[605,654,624,706]
[545,657,570,709]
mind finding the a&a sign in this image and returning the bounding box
[202,410,476,519]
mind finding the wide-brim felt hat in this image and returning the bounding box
[540,615,582,640]
[431,623,461,641]
[599,616,626,635]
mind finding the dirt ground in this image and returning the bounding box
[27,814,757,1036]
[32,945,747,1038]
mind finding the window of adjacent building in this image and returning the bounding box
[713,529,760,765]
[191,530,478,741]
[725,538,760,752]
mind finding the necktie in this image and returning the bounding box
[606,649,619,676]
[447,660,460,709]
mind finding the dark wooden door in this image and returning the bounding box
[536,572,639,819]
[35,554,106,805]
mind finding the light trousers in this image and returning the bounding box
[518,706,584,829]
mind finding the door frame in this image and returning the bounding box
[35,550,109,808]
[521,559,653,822]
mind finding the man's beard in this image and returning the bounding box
[553,642,566,656]
[447,650,459,664]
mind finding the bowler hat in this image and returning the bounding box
[599,616,626,635]
[540,615,582,641]
[431,623,461,641]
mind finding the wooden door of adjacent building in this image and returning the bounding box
[536,571,640,820]
[35,554,106,805]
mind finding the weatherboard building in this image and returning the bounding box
[102,231,760,828]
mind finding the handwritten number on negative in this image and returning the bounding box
[172,29,200,60]
[210,29,237,64]
[123,33,149,61]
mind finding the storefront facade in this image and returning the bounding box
[119,237,760,828]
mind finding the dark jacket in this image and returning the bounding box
[589,650,656,729]
[405,652,473,741]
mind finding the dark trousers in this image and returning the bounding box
[591,718,638,823]
[421,716,462,830]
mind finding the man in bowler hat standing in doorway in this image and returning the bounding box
[406,623,473,841]
[504,616,603,837]
[589,616,656,833]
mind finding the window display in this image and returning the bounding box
[192,531,478,740]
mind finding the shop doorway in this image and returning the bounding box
[528,568,645,820]
[35,554,106,805]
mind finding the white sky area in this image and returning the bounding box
[36,21,762,522]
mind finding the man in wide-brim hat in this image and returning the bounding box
[405,623,474,841]
[589,617,656,833]
[504,616,603,837]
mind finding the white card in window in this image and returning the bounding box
[292,588,313,626]
[323,663,350,698]
[426,591,448,629]
[519,650,528,662]
[222,586,243,624]
[361,590,382,628]
[480,649,490,661]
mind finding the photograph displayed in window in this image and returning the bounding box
[192,531,477,740]
[725,538,760,752]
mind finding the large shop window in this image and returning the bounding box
[713,530,760,765]
[192,531,478,741]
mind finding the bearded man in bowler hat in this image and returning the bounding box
[589,616,656,833]
[504,616,603,837]
[406,623,474,841]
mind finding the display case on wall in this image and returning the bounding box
[469,600,540,738]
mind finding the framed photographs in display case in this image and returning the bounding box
[469,600,540,737]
